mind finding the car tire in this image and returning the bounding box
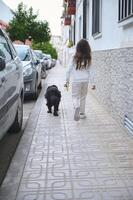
[33,79,39,100]
[38,80,42,89]
[8,95,23,133]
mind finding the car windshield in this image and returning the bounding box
[15,46,31,61]
[35,52,43,59]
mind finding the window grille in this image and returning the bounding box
[83,0,87,39]
[92,0,101,36]
[124,115,133,135]
[118,0,133,22]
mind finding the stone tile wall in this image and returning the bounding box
[92,47,133,125]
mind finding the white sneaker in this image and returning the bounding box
[80,113,86,119]
[74,107,80,121]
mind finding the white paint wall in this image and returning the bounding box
[61,24,70,66]
[75,0,83,42]
[0,0,13,23]
[76,0,133,51]
[72,0,133,127]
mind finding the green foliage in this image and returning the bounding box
[31,21,51,43]
[7,2,51,43]
[32,42,58,59]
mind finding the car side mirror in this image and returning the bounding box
[36,59,40,65]
[0,57,6,71]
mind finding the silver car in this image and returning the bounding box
[14,44,42,100]
[0,29,24,139]
[34,50,47,79]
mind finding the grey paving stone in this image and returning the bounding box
[0,64,133,200]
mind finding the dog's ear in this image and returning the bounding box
[45,93,47,98]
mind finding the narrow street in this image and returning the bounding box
[0,63,133,200]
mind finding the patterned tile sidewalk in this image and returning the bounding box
[0,63,133,200]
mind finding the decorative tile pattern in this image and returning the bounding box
[0,64,133,200]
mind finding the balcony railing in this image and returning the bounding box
[67,0,76,15]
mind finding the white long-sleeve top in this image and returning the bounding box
[66,57,94,84]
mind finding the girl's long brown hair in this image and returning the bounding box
[74,39,92,70]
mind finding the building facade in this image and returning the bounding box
[62,0,133,132]
[61,1,76,66]
[51,35,63,62]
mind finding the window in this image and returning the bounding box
[73,20,75,45]
[118,0,133,22]
[83,0,87,39]
[69,28,72,42]
[0,35,12,62]
[15,46,31,61]
[79,16,82,39]
[8,38,17,59]
[31,49,38,64]
[92,0,101,36]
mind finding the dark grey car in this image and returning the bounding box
[0,29,24,140]
[14,44,42,100]
[34,50,47,79]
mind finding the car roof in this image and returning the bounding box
[34,50,43,53]
[0,28,10,39]
[14,44,30,49]
[0,28,6,35]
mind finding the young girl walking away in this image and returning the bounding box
[65,39,95,121]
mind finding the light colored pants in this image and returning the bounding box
[72,82,88,114]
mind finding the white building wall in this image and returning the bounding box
[88,0,133,51]
[75,0,83,42]
[0,0,13,23]
[73,0,133,128]
[75,0,133,50]
[61,24,70,67]
[51,35,63,62]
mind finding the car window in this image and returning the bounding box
[31,50,38,63]
[0,35,12,62]
[8,39,17,58]
[15,46,31,61]
[35,52,43,59]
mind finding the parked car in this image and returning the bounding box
[14,44,42,99]
[43,54,49,70]
[51,58,57,68]
[46,54,52,69]
[43,54,52,70]
[0,28,24,140]
[34,50,47,79]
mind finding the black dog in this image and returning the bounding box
[45,85,61,116]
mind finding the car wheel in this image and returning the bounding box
[33,79,39,100]
[38,80,42,89]
[8,95,23,133]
